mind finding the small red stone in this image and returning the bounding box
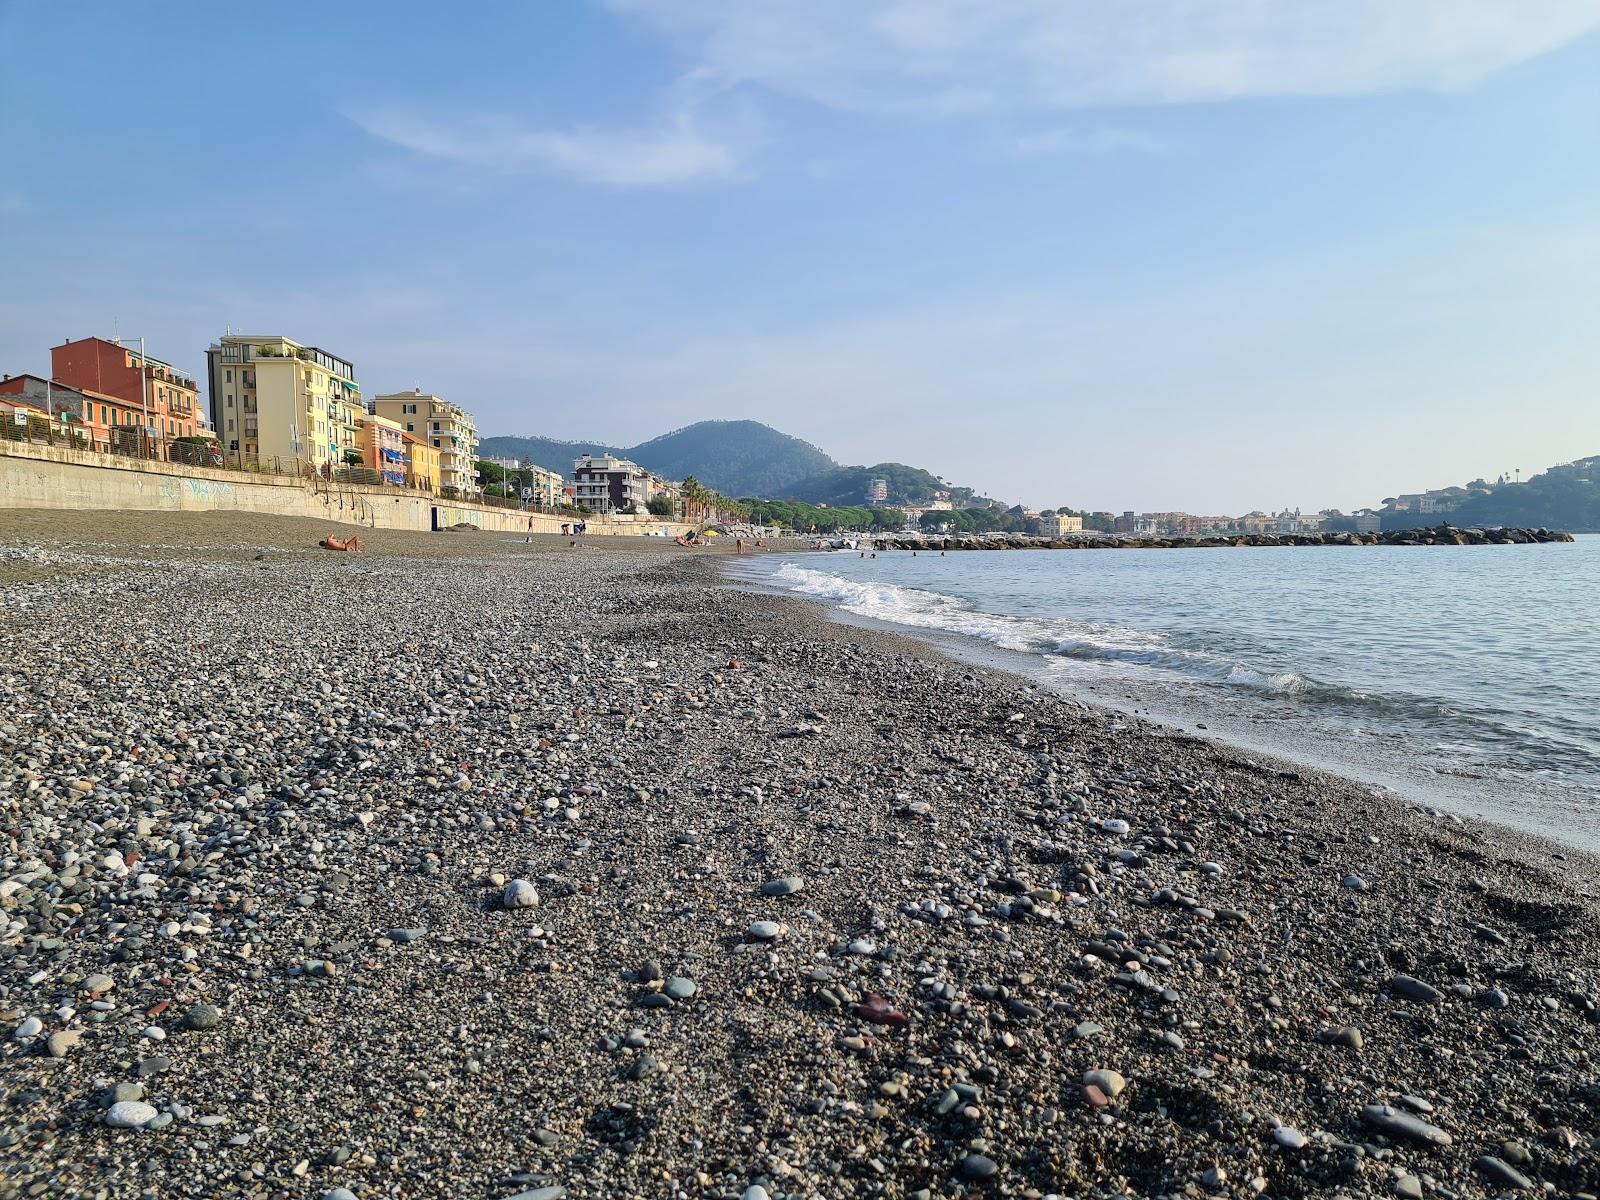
[853,994,909,1028]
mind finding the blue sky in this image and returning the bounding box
[2,1,1597,513]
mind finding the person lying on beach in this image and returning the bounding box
[318,536,360,553]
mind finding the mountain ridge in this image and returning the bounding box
[480,420,839,499]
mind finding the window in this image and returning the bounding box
[405,422,414,432]
[227,395,234,407]
[432,438,440,447]
[225,369,232,383]
[227,419,234,431]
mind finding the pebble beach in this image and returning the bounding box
[2,511,1598,1200]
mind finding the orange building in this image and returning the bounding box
[50,336,205,455]
[362,413,407,486]
[0,373,145,453]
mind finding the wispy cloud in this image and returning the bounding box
[606,1,1600,112]
[1000,126,1166,158]
[349,104,755,189]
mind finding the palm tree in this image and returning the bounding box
[681,475,714,524]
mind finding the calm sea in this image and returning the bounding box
[732,538,1600,850]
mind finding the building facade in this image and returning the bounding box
[50,337,203,455]
[1039,513,1084,536]
[524,464,565,510]
[0,373,167,454]
[402,432,441,492]
[206,335,362,468]
[370,390,479,496]
[361,414,408,487]
[572,453,653,514]
[866,477,889,504]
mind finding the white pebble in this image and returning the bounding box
[502,879,540,909]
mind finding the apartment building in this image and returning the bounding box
[0,373,171,454]
[205,335,363,467]
[50,336,203,453]
[398,432,441,493]
[572,453,653,514]
[361,414,408,487]
[524,463,565,510]
[370,390,479,496]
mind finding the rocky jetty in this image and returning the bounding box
[870,525,1575,552]
[0,511,1596,1199]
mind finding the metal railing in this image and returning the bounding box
[1,422,451,501]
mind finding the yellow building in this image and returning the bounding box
[370,389,479,496]
[205,335,363,468]
[1040,513,1084,536]
[402,432,441,493]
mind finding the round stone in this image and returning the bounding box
[1101,818,1131,835]
[104,1100,158,1129]
[760,876,804,896]
[962,1153,999,1179]
[1082,1068,1126,1097]
[663,977,697,1000]
[14,1016,42,1040]
[1274,1126,1308,1149]
[183,1003,220,1031]
[502,879,540,909]
[747,920,784,940]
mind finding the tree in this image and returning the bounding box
[647,495,676,517]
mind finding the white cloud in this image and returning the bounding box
[606,1,1600,111]
[349,105,753,189]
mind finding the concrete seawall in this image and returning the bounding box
[0,441,690,537]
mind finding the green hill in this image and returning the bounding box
[775,462,953,507]
[1446,456,1600,532]
[479,420,836,498]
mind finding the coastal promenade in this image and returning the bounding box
[1,510,1596,1198]
[0,439,690,538]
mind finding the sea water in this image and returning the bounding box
[733,538,1600,850]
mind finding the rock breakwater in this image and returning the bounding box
[869,525,1574,552]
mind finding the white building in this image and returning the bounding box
[572,453,654,514]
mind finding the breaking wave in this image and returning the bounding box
[765,563,1455,718]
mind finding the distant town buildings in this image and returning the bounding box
[370,390,479,496]
[866,477,889,504]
